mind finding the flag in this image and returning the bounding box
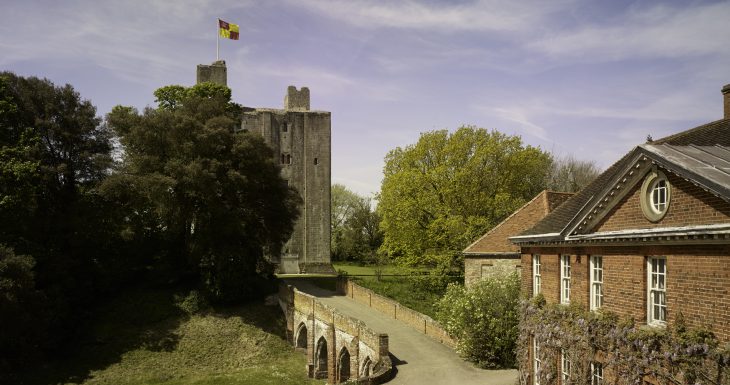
[219,19,239,40]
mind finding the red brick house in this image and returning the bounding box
[463,190,572,287]
[511,84,730,385]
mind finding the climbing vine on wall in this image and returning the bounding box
[517,295,730,385]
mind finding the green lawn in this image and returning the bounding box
[13,285,324,385]
[333,263,460,318]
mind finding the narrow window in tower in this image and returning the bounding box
[282,123,288,132]
[314,157,319,165]
[286,154,291,164]
[281,154,285,164]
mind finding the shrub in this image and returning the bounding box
[517,297,730,385]
[435,272,520,368]
[174,290,209,315]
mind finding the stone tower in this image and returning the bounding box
[196,60,227,86]
[196,61,333,274]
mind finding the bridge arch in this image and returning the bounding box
[295,322,308,349]
[361,356,373,377]
[337,346,351,382]
[314,336,328,379]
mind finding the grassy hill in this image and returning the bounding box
[13,285,324,385]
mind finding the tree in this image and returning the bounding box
[0,245,48,372]
[378,126,552,268]
[331,184,362,260]
[331,184,383,262]
[0,72,118,367]
[103,83,300,302]
[546,154,601,193]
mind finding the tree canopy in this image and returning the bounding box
[331,184,383,262]
[546,154,601,193]
[103,82,300,302]
[0,72,116,370]
[377,126,552,268]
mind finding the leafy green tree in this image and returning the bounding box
[331,184,361,260]
[103,83,300,302]
[436,273,521,368]
[378,126,551,267]
[331,184,383,262]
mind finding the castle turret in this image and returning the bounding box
[196,60,227,86]
[284,86,310,111]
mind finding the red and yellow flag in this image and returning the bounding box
[219,19,239,40]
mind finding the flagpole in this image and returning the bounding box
[216,18,220,61]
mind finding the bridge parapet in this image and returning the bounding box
[279,282,393,384]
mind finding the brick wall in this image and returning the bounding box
[520,244,730,342]
[596,170,730,232]
[465,191,572,256]
[521,253,532,296]
[669,254,730,338]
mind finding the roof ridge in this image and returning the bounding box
[462,191,548,253]
[653,119,730,145]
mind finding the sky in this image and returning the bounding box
[2,0,729,197]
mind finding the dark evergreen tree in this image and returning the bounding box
[103,83,300,302]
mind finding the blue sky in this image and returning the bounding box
[2,0,729,197]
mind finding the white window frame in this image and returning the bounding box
[647,257,667,326]
[561,349,571,383]
[650,179,668,214]
[591,362,603,385]
[560,255,571,304]
[640,169,671,222]
[590,255,604,311]
[532,254,541,296]
[533,339,541,385]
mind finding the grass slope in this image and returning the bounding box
[332,263,455,318]
[15,285,324,385]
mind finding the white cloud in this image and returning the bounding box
[287,0,573,33]
[529,2,730,61]
[487,106,551,141]
[0,0,245,83]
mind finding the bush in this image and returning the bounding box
[435,272,520,368]
[174,290,209,315]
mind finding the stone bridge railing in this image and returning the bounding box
[337,279,456,349]
[279,283,393,384]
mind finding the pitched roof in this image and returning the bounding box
[516,118,730,240]
[641,144,730,199]
[463,190,573,255]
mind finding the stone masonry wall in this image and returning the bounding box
[244,96,332,273]
[464,256,521,287]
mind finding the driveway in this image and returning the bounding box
[289,281,518,385]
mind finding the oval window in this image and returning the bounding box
[640,169,671,222]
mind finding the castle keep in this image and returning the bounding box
[197,61,332,274]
